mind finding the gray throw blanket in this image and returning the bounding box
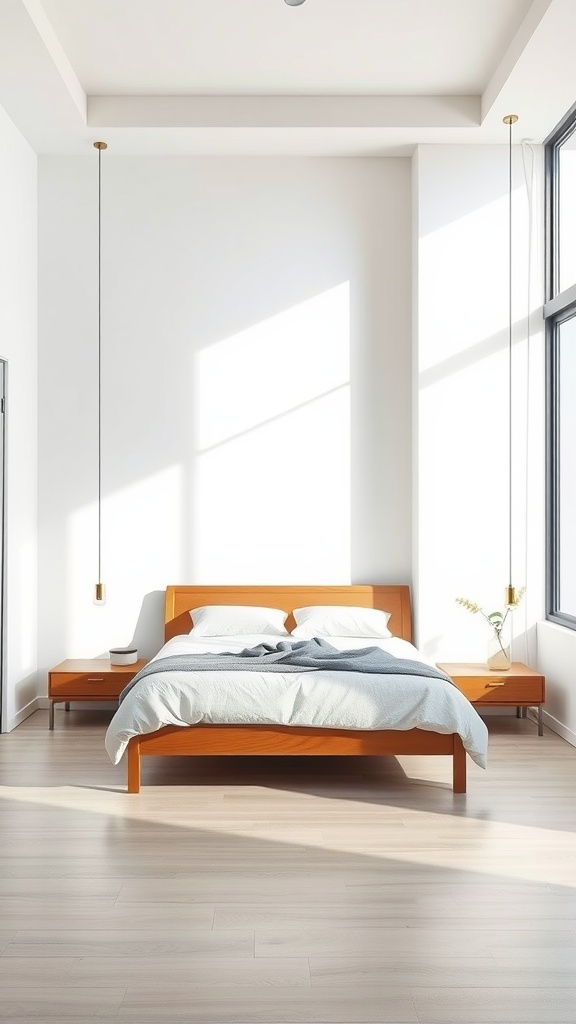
[119,637,453,703]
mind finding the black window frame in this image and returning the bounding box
[545,101,576,630]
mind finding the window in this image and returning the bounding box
[545,103,576,628]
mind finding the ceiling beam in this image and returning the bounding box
[21,0,86,119]
[89,94,480,131]
[0,0,86,151]
[482,0,553,122]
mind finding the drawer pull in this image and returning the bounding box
[485,681,506,687]
[87,676,105,683]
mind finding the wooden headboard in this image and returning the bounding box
[164,585,412,643]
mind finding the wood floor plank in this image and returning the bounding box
[255,924,576,957]
[448,893,576,918]
[0,878,122,897]
[0,896,117,915]
[0,900,215,929]
[495,948,576,969]
[116,876,346,903]
[310,955,576,988]
[411,987,576,1023]
[0,987,126,1020]
[213,897,458,928]
[4,928,255,958]
[0,956,311,988]
[116,985,418,1022]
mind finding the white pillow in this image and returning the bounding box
[291,605,392,639]
[189,605,289,637]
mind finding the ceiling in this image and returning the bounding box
[0,0,575,155]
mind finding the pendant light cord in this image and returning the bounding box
[97,144,102,586]
[93,140,107,596]
[507,116,513,593]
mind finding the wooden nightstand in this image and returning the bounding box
[438,662,545,736]
[48,659,147,730]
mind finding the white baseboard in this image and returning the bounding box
[7,697,41,731]
[529,707,576,747]
[8,698,117,730]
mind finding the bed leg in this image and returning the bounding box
[452,737,466,794]
[127,739,141,794]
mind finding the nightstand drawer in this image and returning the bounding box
[49,671,132,699]
[455,675,544,704]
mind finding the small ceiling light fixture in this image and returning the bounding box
[284,0,307,6]
[93,140,107,606]
[503,114,519,610]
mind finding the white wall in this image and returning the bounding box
[0,103,38,730]
[413,144,545,663]
[38,156,411,678]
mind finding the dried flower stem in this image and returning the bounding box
[455,588,526,659]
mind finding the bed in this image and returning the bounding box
[105,585,488,793]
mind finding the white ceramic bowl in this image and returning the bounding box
[109,647,138,666]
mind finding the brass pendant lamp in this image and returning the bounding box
[93,140,107,605]
[503,114,518,610]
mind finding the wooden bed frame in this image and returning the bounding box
[126,585,466,794]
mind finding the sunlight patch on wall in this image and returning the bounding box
[195,284,350,449]
[66,465,183,657]
[193,284,351,582]
[419,189,526,372]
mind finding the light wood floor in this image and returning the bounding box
[0,709,575,1023]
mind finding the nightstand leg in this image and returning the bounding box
[49,702,54,730]
[516,706,521,718]
[538,705,544,736]
[65,702,70,712]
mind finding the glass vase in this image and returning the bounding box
[486,629,511,671]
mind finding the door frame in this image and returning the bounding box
[0,359,6,732]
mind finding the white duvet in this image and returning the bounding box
[104,634,488,768]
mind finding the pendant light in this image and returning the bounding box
[93,140,107,605]
[503,114,518,609]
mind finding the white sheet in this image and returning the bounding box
[104,634,488,768]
